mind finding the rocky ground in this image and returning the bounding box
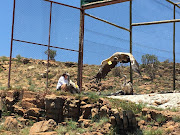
[0,56,180,134]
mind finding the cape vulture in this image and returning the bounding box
[94,52,141,82]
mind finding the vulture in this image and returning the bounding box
[94,52,141,82]
[122,75,133,95]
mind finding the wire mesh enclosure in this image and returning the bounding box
[8,0,180,92]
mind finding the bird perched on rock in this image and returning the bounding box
[94,52,141,83]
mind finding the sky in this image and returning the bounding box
[0,0,180,65]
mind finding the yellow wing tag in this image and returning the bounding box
[75,85,79,88]
[108,61,112,65]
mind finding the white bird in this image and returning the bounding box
[94,52,141,82]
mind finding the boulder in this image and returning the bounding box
[4,116,18,130]
[80,104,94,119]
[29,119,57,134]
[99,105,109,118]
[63,98,80,120]
[45,95,65,122]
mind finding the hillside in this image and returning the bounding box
[0,56,180,135]
[0,56,180,94]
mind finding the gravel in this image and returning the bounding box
[108,93,180,109]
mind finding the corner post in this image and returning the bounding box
[173,4,176,90]
[78,8,85,92]
[46,2,53,90]
[8,0,16,88]
[130,0,133,83]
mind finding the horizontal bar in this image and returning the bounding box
[13,39,79,52]
[82,0,130,10]
[44,0,81,10]
[166,0,180,8]
[85,13,130,32]
[176,2,180,5]
[132,19,180,26]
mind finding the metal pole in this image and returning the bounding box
[173,4,176,90]
[13,39,79,52]
[46,2,52,90]
[132,19,180,26]
[85,13,130,32]
[130,0,133,83]
[8,0,16,88]
[78,9,85,92]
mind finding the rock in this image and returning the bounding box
[28,65,35,70]
[13,105,24,116]
[126,110,137,130]
[138,120,146,126]
[91,108,99,118]
[4,116,19,130]
[45,95,65,122]
[99,105,109,118]
[21,99,37,109]
[78,119,92,128]
[22,58,30,64]
[64,98,80,120]
[23,91,37,99]
[29,119,57,134]
[30,132,57,135]
[24,108,41,120]
[65,62,76,67]
[97,123,111,134]
[80,104,94,119]
[110,116,116,126]
[17,117,29,126]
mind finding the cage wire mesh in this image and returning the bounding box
[83,0,180,93]
[132,0,180,92]
[12,41,47,90]
[14,0,50,44]
[84,1,130,65]
[50,3,80,51]
[8,0,180,91]
[10,0,80,90]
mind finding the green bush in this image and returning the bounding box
[141,54,160,80]
[0,56,8,62]
[109,98,146,114]
[16,54,22,63]
[44,49,57,61]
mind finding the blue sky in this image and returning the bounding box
[0,0,180,65]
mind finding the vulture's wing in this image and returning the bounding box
[95,54,119,82]
[124,53,141,75]
[94,52,141,82]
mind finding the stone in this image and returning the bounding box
[81,104,94,119]
[21,100,37,109]
[29,119,57,134]
[99,105,109,118]
[24,108,40,118]
[110,116,116,126]
[4,116,18,130]
[30,132,57,135]
[91,108,99,118]
[45,95,65,122]
[22,58,30,64]
[13,105,24,116]
[78,119,92,128]
[28,65,35,70]
[17,117,29,126]
[63,98,80,120]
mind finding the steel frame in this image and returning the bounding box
[9,0,180,91]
